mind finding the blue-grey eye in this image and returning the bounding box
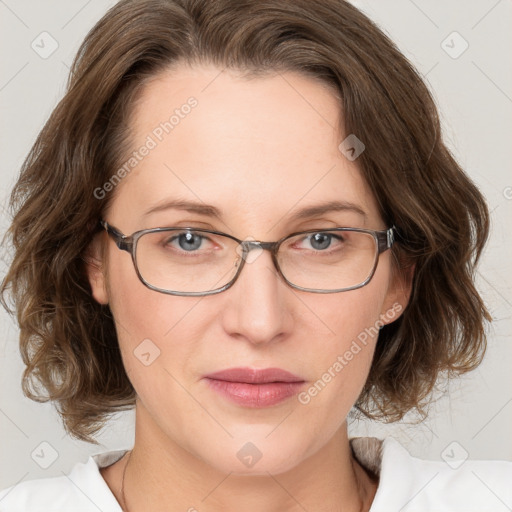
[309,232,333,250]
[167,232,205,251]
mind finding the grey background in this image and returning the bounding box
[0,0,511,490]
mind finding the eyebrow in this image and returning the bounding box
[143,199,367,221]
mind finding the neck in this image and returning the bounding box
[118,404,377,512]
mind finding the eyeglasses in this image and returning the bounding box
[99,220,395,296]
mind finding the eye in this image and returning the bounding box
[308,232,332,250]
[298,232,344,251]
[165,231,212,252]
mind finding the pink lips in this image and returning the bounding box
[204,367,305,408]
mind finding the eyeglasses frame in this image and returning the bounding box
[99,219,396,296]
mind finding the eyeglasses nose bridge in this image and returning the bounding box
[238,240,280,264]
[237,240,280,271]
[241,240,277,252]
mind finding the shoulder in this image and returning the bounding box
[350,436,512,512]
[0,449,128,512]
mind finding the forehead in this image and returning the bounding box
[109,64,383,234]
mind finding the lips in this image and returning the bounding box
[203,367,305,408]
[204,367,303,384]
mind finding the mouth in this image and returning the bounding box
[203,367,306,408]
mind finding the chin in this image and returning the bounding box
[213,451,304,477]
[193,428,312,477]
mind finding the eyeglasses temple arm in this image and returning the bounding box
[377,226,396,253]
[99,220,133,252]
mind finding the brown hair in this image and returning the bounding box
[1,0,491,443]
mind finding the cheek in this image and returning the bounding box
[297,267,392,412]
[105,251,211,388]
[305,296,378,388]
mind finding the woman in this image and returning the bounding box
[1,0,510,510]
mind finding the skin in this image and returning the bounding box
[87,63,412,512]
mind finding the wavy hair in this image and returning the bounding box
[1,0,491,442]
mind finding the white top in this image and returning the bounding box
[1,437,511,511]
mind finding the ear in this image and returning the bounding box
[84,233,109,305]
[379,260,415,326]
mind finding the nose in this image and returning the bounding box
[220,246,292,346]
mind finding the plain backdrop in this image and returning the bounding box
[0,0,511,490]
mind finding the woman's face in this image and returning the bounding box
[88,64,408,475]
